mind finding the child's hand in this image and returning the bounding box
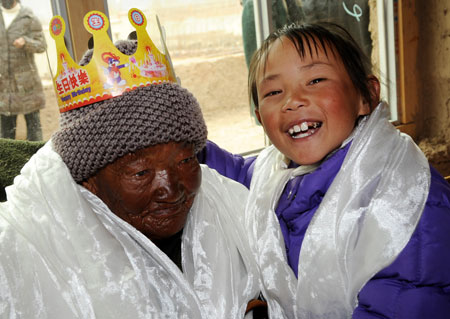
[13,37,25,48]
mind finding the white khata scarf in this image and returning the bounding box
[0,142,259,318]
[245,102,431,318]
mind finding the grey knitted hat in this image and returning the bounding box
[52,41,207,183]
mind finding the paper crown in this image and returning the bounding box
[49,8,177,113]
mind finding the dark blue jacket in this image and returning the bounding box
[198,141,450,318]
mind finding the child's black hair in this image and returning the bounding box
[248,22,376,110]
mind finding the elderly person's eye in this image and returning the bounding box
[179,156,195,165]
[135,169,149,177]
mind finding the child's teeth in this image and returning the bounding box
[300,122,308,132]
[289,122,321,136]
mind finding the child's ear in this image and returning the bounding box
[254,108,262,125]
[367,75,381,109]
[358,75,381,115]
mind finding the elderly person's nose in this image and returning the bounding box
[152,169,183,201]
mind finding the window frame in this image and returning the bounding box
[395,0,418,139]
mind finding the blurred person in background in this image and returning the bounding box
[0,0,46,141]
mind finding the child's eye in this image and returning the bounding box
[309,78,324,85]
[263,90,282,98]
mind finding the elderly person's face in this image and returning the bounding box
[83,141,201,241]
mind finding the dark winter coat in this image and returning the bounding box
[0,6,46,115]
[199,140,450,318]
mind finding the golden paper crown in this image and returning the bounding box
[49,8,177,113]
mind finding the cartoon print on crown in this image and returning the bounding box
[101,52,128,88]
[49,8,177,113]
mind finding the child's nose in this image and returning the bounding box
[281,91,308,112]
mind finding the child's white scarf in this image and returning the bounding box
[0,142,259,318]
[246,102,431,318]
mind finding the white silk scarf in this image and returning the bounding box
[245,103,431,318]
[0,142,259,318]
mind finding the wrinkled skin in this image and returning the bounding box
[83,142,201,241]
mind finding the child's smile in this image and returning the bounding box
[255,37,370,165]
[287,121,322,139]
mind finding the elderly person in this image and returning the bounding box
[0,40,260,318]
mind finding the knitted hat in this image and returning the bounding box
[52,41,207,183]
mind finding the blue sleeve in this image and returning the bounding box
[197,140,256,189]
[353,167,450,318]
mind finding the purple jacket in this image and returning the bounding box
[198,141,450,318]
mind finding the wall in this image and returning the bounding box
[416,1,450,177]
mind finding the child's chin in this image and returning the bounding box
[289,154,323,166]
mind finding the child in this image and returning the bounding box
[199,22,450,318]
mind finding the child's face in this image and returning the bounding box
[255,37,370,165]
